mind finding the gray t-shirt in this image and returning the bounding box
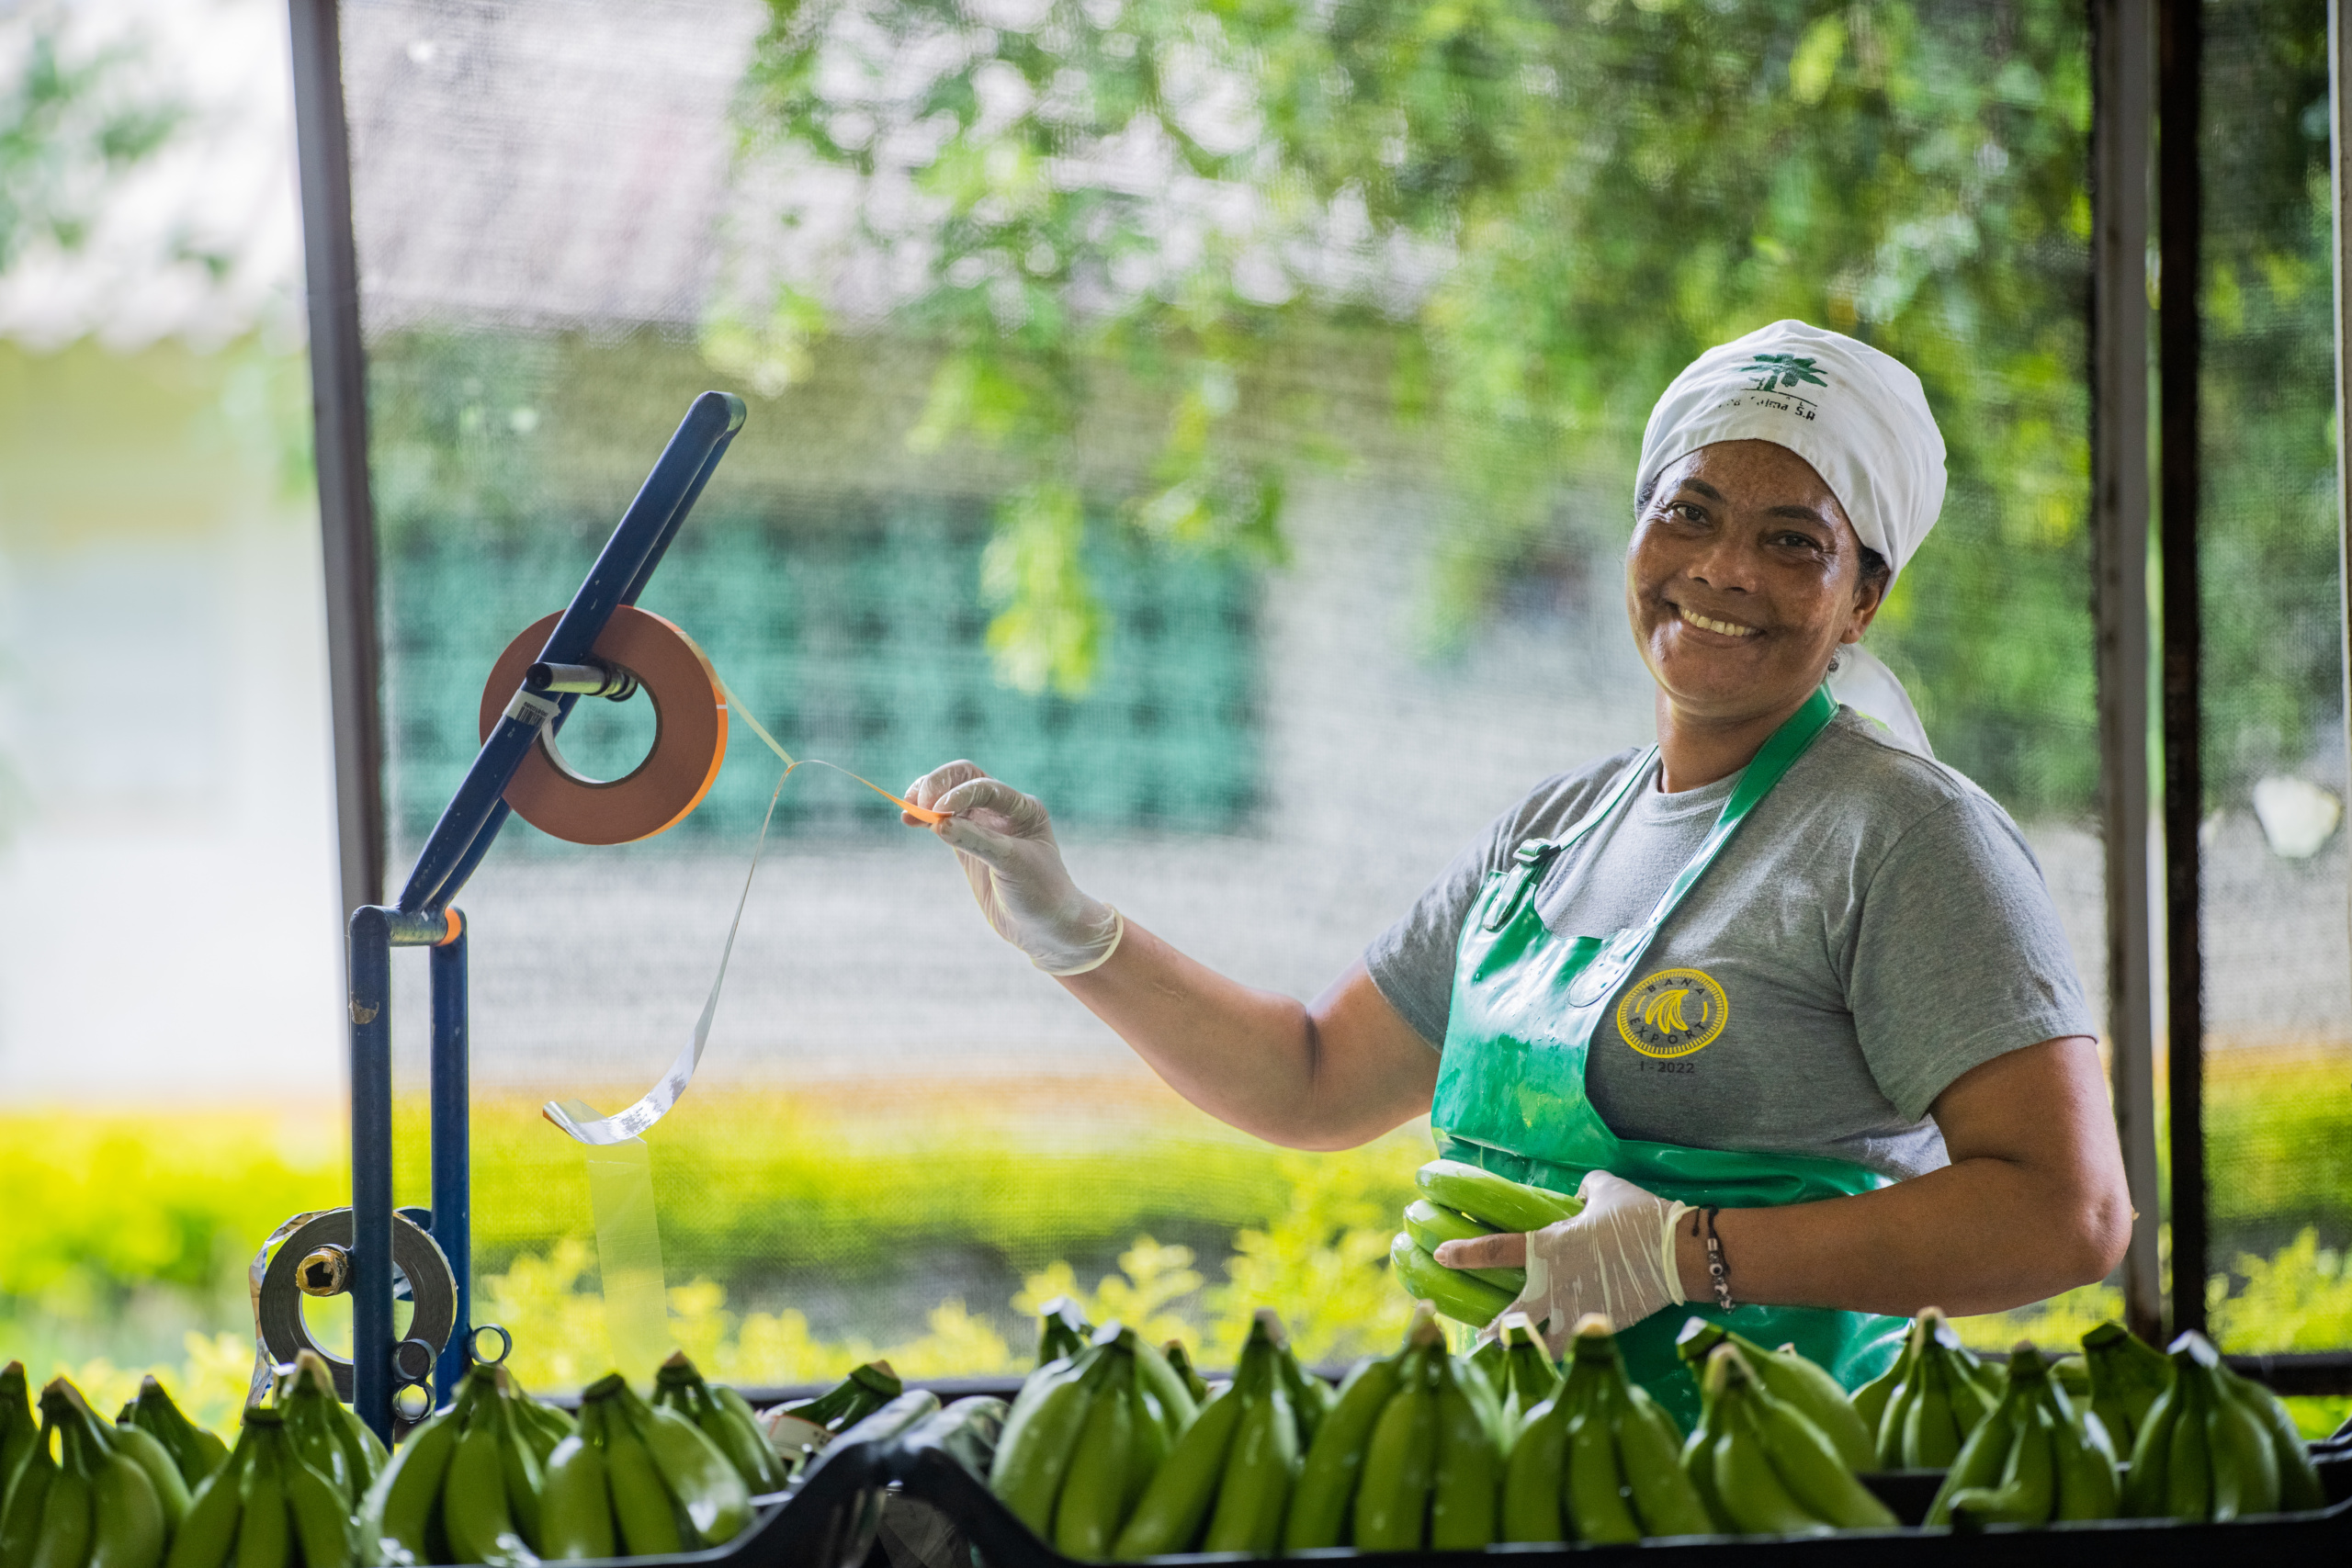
[1365,708,2094,1181]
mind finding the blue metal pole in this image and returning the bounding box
[428,922,470,1404]
[347,906,395,1441]
[395,392,746,915]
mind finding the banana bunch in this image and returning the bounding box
[357,1363,581,1566]
[272,1353,389,1511]
[0,1362,40,1526]
[118,1378,231,1488]
[1926,1342,2118,1527]
[1861,1307,2001,1469]
[989,1320,1199,1560]
[533,1371,752,1560]
[900,1396,1010,1484]
[1505,1314,1709,1543]
[1674,1318,1876,1473]
[1680,1343,1897,1537]
[1111,1311,1297,1559]
[2119,1330,2324,1521]
[759,1361,903,1480]
[650,1354,787,1495]
[164,1404,351,1568]
[1,1378,187,1568]
[1277,1303,1507,1553]
[1471,1313,1562,1434]
[1390,1159,1579,1326]
[2080,1318,2174,1454]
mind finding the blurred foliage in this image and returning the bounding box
[741,0,2341,816]
[0,11,180,270]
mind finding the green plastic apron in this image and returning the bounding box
[1429,685,1905,1427]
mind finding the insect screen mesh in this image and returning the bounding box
[341,0,2126,1377]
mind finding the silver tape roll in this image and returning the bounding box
[249,1208,458,1404]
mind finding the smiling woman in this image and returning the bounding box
[890,319,2132,1424]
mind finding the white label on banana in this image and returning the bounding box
[761,1413,832,1470]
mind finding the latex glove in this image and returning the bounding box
[1434,1170,1691,1353]
[904,761,1125,976]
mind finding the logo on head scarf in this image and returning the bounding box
[1737,354,1829,392]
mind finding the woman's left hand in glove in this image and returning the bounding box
[1434,1170,1691,1354]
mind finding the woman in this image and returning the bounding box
[903,321,2132,1411]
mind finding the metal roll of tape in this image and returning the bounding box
[254,1208,458,1401]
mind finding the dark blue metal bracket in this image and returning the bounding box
[345,391,747,1439]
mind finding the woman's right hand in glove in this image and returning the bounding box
[904,761,1125,975]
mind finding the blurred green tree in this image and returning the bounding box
[0,18,179,270]
[739,0,2333,817]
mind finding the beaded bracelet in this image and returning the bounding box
[1698,1205,1734,1311]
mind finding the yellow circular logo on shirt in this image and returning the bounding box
[1616,967,1729,1058]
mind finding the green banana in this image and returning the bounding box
[442,1400,531,1566]
[272,1372,354,1516]
[1162,1343,1209,1406]
[1501,1390,1571,1543]
[1563,1401,1638,1545]
[1848,1348,1905,1444]
[1199,1332,1296,1557]
[161,1439,249,1568]
[48,1386,164,1568]
[609,1382,750,1549]
[1948,1401,2057,1528]
[230,1439,285,1568]
[1351,1346,1436,1551]
[357,1394,464,1567]
[1710,1414,1826,1537]
[1053,1339,1147,1561]
[2207,1382,2278,1520]
[1674,1320,1874,1473]
[535,1421,615,1562]
[2163,1373,2211,1521]
[1426,1354,1499,1550]
[1415,1159,1582,1234]
[1,1402,57,1568]
[1698,1345,1835,1538]
[1492,1313,1562,1434]
[0,1367,35,1513]
[2082,1320,2174,1457]
[2119,1376,2179,1517]
[1271,1335,1329,1450]
[126,1382,230,1489]
[1401,1200,1525,1295]
[1279,1314,1426,1553]
[2214,1359,2324,1513]
[1114,1372,1241,1558]
[279,1449,353,1568]
[1901,1351,1965,1469]
[1927,1374,2022,1525]
[775,1361,901,1437]
[598,1400,684,1558]
[1036,1297,1094,1368]
[103,1422,189,1537]
[2047,1382,2120,1521]
[1615,1382,1710,1538]
[992,1342,1117,1539]
[651,1354,788,1495]
[1741,1387,1894,1529]
[1678,1374,1732,1532]
[1389,1232,1515,1327]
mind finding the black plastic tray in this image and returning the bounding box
[882,1422,2352,1568]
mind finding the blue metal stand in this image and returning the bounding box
[344,391,747,1439]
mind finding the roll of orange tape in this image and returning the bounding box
[478,607,728,845]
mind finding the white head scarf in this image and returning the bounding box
[1634,320,1946,757]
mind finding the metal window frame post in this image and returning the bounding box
[2089,0,2163,1348]
[2330,3,2352,1052]
[2154,0,2205,1342]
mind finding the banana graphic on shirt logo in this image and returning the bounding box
[1617,967,1730,1058]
